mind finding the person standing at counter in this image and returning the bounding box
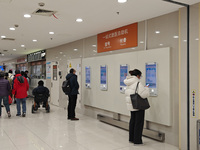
[124,69,149,145]
[12,70,29,117]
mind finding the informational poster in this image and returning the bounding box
[100,66,107,84]
[146,63,157,88]
[0,66,4,71]
[85,67,91,84]
[46,62,51,79]
[120,65,128,86]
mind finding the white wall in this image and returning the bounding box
[82,47,171,126]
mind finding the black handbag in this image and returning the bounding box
[130,82,150,110]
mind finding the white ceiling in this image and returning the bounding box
[0,0,199,62]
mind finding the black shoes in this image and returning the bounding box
[16,114,21,116]
[22,113,26,117]
[8,112,11,118]
[71,118,79,121]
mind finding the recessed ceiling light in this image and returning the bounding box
[160,44,163,46]
[60,52,63,54]
[49,32,54,35]
[183,40,187,42]
[24,14,31,18]
[92,45,96,47]
[64,55,66,57]
[195,38,199,41]
[9,27,15,31]
[76,18,83,22]
[173,36,179,39]
[131,48,135,50]
[13,49,16,51]
[140,41,144,44]
[155,31,160,34]
[33,39,37,42]
[21,45,25,47]
[74,49,78,51]
[118,0,127,3]
[1,35,6,38]
[2,54,4,56]
[80,56,82,58]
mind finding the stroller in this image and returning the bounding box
[32,93,50,113]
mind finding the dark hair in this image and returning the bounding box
[8,70,12,74]
[70,68,74,74]
[15,70,20,74]
[129,69,142,77]
[5,72,8,77]
[25,70,28,73]
[38,80,44,86]
[21,71,25,76]
[0,71,4,77]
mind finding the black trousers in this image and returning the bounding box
[129,110,145,144]
[68,95,77,119]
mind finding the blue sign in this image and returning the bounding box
[146,63,157,88]
[120,65,128,86]
[85,67,91,84]
[100,66,107,84]
[0,66,4,71]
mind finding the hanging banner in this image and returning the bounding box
[46,62,51,79]
[97,23,138,53]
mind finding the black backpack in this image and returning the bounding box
[62,79,71,95]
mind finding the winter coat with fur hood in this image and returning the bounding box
[124,76,150,111]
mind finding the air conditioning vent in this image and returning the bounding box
[3,50,8,52]
[1,38,15,41]
[33,9,57,17]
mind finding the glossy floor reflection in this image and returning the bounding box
[0,99,178,150]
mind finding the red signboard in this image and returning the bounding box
[97,23,138,53]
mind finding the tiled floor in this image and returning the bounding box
[0,99,178,150]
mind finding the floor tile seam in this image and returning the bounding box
[3,128,19,150]
[22,122,55,150]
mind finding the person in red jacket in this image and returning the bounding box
[12,70,29,117]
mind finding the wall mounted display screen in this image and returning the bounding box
[100,66,107,84]
[146,63,157,88]
[120,65,128,86]
[85,67,91,84]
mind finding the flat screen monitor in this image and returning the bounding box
[146,63,157,88]
[85,67,91,84]
[100,66,107,84]
[120,65,128,86]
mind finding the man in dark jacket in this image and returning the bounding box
[12,70,29,117]
[66,68,79,121]
[0,72,11,117]
[32,80,49,108]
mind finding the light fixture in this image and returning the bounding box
[140,41,144,44]
[93,50,97,52]
[183,40,187,42]
[33,39,37,42]
[2,54,4,56]
[21,45,25,47]
[9,27,15,31]
[74,49,78,51]
[76,18,83,22]
[1,35,6,38]
[155,31,160,34]
[131,48,135,50]
[195,38,199,41]
[92,45,96,47]
[159,44,163,46]
[60,52,63,54]
[24,14,31,18]
[13,49,16,51]
[173,36,179,39]
[49,32,54,35]
[118,0,127,3]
